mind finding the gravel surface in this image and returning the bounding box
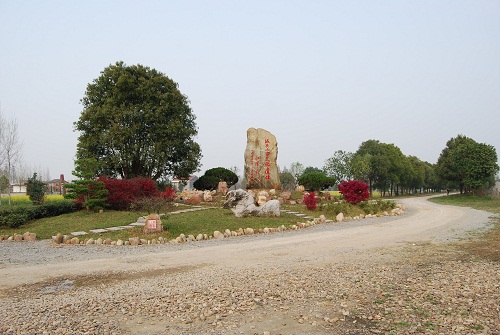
[1,196,498,335]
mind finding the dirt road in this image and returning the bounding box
[1,195,498,335]
[0,195,492,289]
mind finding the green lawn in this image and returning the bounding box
[0,204,319,241]
[429,194,500,213]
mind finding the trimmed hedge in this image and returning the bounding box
[0,201,78,228]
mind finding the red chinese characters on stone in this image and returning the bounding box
[264,138,271,180]
[244,128,280,189]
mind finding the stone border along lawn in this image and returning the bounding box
[1,204,405,246]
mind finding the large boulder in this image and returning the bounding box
[223,189,280,217]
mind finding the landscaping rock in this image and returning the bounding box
[129,237,140,246]
[213,231,224,239]
[54,233,64,244]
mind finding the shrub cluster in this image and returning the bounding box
[303,192,317,210]
[160,187,177,202]
[0,201,77,228]
[64,179,108,211]
[358,200,396,214]
[322,201,359,217]
[338,180,370,204]
[98,177,159,210]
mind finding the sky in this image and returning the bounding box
[1,0,499,181]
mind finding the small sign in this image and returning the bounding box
[147,219,157,229]
[143,214,162,233]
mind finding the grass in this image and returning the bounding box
[0,201,317,240]
[0,210,148,240]
[430,194,500,262]
[5,192,496,246]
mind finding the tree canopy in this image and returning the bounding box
[353,139,438,196]
[298,171,335,191]
[194,167,238,190]
[436,135,498,193]
[323,150,354,183]
[74,61,202,181]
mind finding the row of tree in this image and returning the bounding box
[280,135,498,195]
[70,62,498,199]
[0,112,22,205]
[0,109,55,205]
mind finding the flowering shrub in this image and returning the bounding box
[303,192,317,210]
[338,180,370,204]
[160,187,177,202]
[98,177,159,210]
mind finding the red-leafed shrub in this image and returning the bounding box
[132,178,159,198]
[303,192,317,210]
[338,180,370,204]
[98,177,159,210]
[160,187,177,202]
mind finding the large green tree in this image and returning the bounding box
[289,162,305,184]
[323,150,354,183]
[436,135,498,193]
[74,61,202,180]
[353,140,408,196]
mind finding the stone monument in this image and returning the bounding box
[244,128,280,189]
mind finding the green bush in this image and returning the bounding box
[323,201,358,216]
[26,172,47,205]
[0,213,29,228]
[0,201,77,228]
[358,200,396,214]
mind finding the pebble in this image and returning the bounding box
[1,205,497,334]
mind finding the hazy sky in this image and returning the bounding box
[1,0,499,181]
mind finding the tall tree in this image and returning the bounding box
[323,150,354,182]
[1,114,23,205]
[436,135,499,193]
[353,140,408,196]
[289,162,304,184]
[279,170,296,191]
[74,61,202,181]
[354,140,389,195]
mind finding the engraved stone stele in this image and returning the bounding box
[143,213,163,233]
[244,128,280,189]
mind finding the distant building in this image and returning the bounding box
[171,175,198,191]
[10,183,27,194]
[8,174,68,196]
[47,174,68,194]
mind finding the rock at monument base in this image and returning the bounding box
[203,190,213,202]
[217,181,228,195]
[223,189,280,217]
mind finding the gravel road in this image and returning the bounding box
[1,195,498,335]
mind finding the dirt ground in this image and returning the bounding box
[1,195,498,335]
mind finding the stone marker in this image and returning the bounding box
[244,128,280,189]
[143,213,163,233]
[217,181,228,195]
